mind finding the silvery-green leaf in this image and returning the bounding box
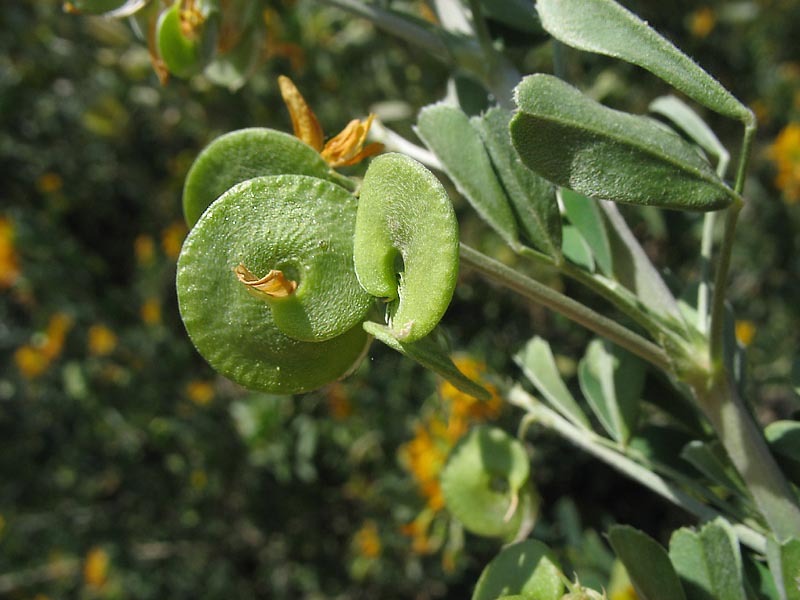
[765,421,800,486]
[514,336,590,429]
[473,107,561,257]
[578,339,644,444]
[766,537,800,600]
[511,74,737,211]
[649,96,729,169]
[364,322,490,401]
[561,225,594,271]
[608,525,688,600]
[416,104,520,248]
[536,0,750,122]
[472,540,564,600]
[669,519,747,600]
[561,189,612,275]
[681,440,749,498]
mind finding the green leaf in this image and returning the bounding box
[535,0,751,123]
[649,96,729,168]
[680,440,749,498]
[176,175,371,394]
[766,537,800,600]
[669,519,747,600]
[363,321,490,401]
[600,202,684,324]
[577,339,644,444]
[182,128,341,228]
[355,153,459,342]
[514,336,590,429]
[416,104,520,248]
[472,107,562,258]
[511,74,737,211]
[472,540,564,600]
[561,189,612,275]
[608,525,688,600]
[765,421,800,487]
[562,225,594,271]
[628,425,697,476]
[441,426,538,539]
[479,0,538,34]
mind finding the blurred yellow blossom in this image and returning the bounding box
[399,419,449,512]
[263,9,306,72]
[141,298,162,325]
[611,586,639,600]
[326,383,353,420]
[83,547,109,590]
[735,320,756,347]
[772,123,800,197]
[190,469,208,490]
[0,216,20,289]
[134,234,156,265]
[37,172,63,194]
[88,324,118,356]
[400,510,435,555]
[353,520,382,559]
[186,380,214,405]
[688,7,715,38]
[399,357,501,555]
[161,221,187,259]
[769,122,800,203]
[278,76,383,168]
[14,313,73,378]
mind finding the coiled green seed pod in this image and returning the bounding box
[176,174,371,394]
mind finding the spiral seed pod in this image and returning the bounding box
[441,426,538,539]
[182,128,345,227]
[176,174,372,394]
[355,153,459,342]
[156,0,219,79]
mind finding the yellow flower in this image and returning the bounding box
[88,324,118,356]
[0,216,21,289]
[14,313,73,379]
[400,510,435,555]
[688,7,715,38]
[190,469,208,490]
[353,520,382,559]
[186,380,214,405]
[398,419,449,511]
[439,356,502,432]
[83,547,110,590]
[611,585,639,600]
[326,383,353,420]
[769,122,800,203]
[735,320,756,347]
[278,75,383,168]
[134,234,156,265]
[162,221,187,259]
[141,298,162,325]
[37,172,63,194]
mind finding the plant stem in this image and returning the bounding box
[460,244,671,371]
[319,0,450,59]
[510,386,767,553]
[520,246,662,338]
[708,122,754,365]
[697,156,730,334]
[692,373,800,541]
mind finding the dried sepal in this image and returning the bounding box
[234,263,297,298]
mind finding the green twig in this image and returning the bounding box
[708,122,754,365]
[509,386,768,553]
[460,244,671,371]
[692,373,800,541]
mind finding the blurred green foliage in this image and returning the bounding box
[1,0,800,598]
